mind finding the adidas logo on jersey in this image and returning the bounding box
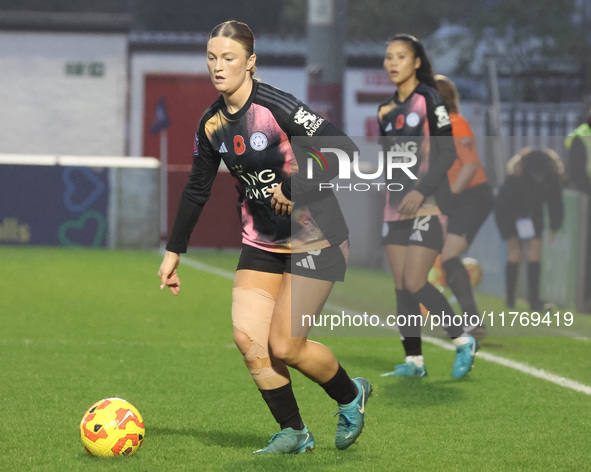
[409,229,423,242]
[384,122,393,132]
[296,254,317,270]
[219,142,228,153]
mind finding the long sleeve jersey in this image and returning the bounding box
[167,80,352,254]
[377,81,456,221]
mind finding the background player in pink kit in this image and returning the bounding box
[157,20,370,454]
[378,34,478,378]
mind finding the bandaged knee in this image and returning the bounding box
[232,287,276,380]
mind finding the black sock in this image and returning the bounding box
[413,282,464,338]
[320,364,357,405]
[396,289,422,356]
[259,383,304,431]
[506,262,519,307]
[443,257,478,317]
[527,261,541,307]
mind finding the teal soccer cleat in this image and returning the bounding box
[381,361,427,377]
[452,335,479,379]
[253,426,315,454]
[334,377,371,450]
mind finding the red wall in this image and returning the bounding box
[143,73,242,248]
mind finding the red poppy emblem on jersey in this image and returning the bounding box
[395,114,405,130]
[234,135,246,155]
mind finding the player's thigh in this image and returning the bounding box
[232,269,282,352]
[441,233,469,261]
[385,244,408,288]
[270,272,334,341]
[506,236,522,263]
[526,237,542,262]
[234,268,282,295]
[403,245,439,292]
[402,214,444,291]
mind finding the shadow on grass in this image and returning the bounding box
[332,350,419,375]
[215,445,367,472]
[377,377,468,409]
[148,426,260,449]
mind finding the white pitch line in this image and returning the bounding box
[180,256,236,280]
[425,336,591,395]
[180,257,591,396]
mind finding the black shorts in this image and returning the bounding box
[381,215,445,252]
[236,242,348,282]
[447,183,494,245]
[495,214,544,240]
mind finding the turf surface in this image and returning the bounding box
[1,247,590,471]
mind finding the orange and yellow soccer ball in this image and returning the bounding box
[462,257,483,288]
[80,398,145,457]
[428,256,447,289]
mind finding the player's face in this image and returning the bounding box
[383,40,420,87]
[207,36,255,95]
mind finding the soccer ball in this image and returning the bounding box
[462,257,483,288]
[80,398,145,457]
[428,255,447,289]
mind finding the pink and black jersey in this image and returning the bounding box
[377,82,456,221]
[167,81,350,254]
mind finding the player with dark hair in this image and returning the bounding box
[435,75,494,336]
[495,147,564,310]
[378,34,478,378]
[158,20,370,454]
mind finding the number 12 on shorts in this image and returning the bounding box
[413,215,431,231]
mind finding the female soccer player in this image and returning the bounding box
[435,75,494,336]
[157,20,370,454]
[494,147,564,310]
[378,34,477,378]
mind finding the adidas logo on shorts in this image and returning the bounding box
[409,229,423,242]
[296,254,317,270]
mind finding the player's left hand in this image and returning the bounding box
[268,184,292,216]
[398,189,424,218]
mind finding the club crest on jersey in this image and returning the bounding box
[406,112,420,127]
[249,132,268,151]
[434,106,451,128]
[293,106,325,137]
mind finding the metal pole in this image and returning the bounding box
[486,58,505,186]
[306,0,347,130]
[159,128,168,244]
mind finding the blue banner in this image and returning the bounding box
[0,165,109,246]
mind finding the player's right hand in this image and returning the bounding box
[398,189,424,218]
[158,251,181,296]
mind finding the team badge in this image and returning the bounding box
[293,106,325,137]
[434,106,451,128]
[406,112,420,127]
[249,131,268,151]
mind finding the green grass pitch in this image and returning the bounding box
[1,247,590,471]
